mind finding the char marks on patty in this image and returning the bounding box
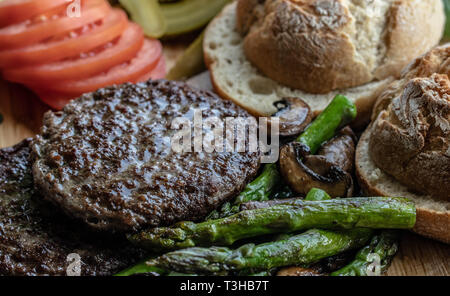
[32,80,261,232]
[0,139,145,276]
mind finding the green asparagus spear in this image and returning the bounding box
[206,163,281,220]
[304,189,399,276]
[115,260,167,276]
[115,258,200,276]
[240,187,330,210]
[146,228,373,275]
[298,95,357,154]
[331,231,400,276]
[115,256,205,276]
[207,95,356,219]
[129,197,416,250]
[305,188,331,201]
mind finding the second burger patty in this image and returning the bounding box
[0,139,145,276]
[32,80,261,232]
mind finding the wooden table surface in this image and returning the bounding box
[0,44,449,276]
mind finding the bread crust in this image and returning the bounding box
[240,0,371,94]
[374,0,445,80]
[204,2,393,129]
[369,45,450,200]
[356,128,450,244]
[373,44,450,118]
[358,45,450,243]
[370,75,450,200]
[236,0,444,94]
[207,65,387,130]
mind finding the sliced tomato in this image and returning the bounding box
[32,56,166,110]
[29,39,164,109]
[0,0,110,49]
[0,8,128,68]
[0,0,69,28]
[137,56,166,82]
[4,23,144,84]
[32,38,163,96]
[33,59,167,111]
[31,90,75,110]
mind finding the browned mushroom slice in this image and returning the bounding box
[279,142,354,198]
[317,126,356,173]
[269,97,313,137]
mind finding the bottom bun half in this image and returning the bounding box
[356,127,450,244]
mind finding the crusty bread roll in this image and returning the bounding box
[370,74,449,200]
[237,0,445,94]
[357,45,450,244]
[373,44,450,118]
[204,1,444,128]
[357,128,450,244]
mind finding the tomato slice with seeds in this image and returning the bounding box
[0,0,110,49]
[0,1,165,111]
[30,90,77,111]
[0,8,128,68]
[4,23,145,84]
[0,0,69,28]
[137,56,166,82]
[32,38,163,96]
[31,55,166,111]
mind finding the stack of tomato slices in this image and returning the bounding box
[0,0,166,109]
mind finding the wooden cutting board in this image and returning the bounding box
[0,44,449,276]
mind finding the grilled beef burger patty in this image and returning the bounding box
[32,80,261,232]
[0,139,145,276]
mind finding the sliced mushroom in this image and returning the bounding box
[269,97,313,137]
[279,140,354,198]
[317,126,356,173]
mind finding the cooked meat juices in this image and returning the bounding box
[0,139,145,276]
[32,80,261,232]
